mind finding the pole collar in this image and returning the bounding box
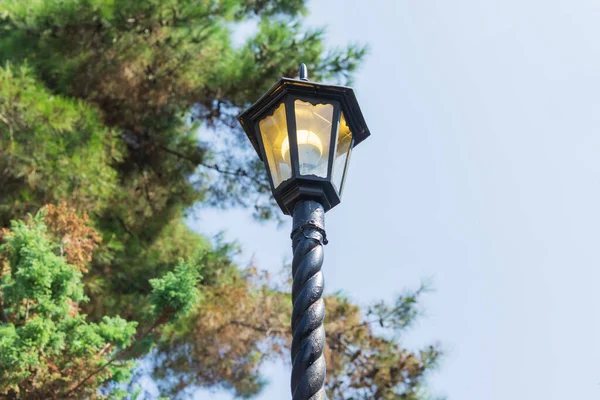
[291,200,328,245]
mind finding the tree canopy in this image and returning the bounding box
[0,1,441,398]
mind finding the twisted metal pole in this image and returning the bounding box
[290,200,328,400]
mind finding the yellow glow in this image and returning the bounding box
[293,100,333,177]
[259,103,291,187]
[280,129,324,162]
[332,111,353,194]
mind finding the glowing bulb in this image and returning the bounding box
[281,130,324,166]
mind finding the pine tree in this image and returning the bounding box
[0,1,441,398]
[0,212,200,398]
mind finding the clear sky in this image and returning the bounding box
[191,1,600,399]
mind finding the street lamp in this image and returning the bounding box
[238,64,370,400]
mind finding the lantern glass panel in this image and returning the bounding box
[287,99,333,178]
[259,103,292,188]
[332,112,353,194]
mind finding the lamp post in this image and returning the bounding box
[238,64,370,400]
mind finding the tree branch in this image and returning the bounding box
[229,319,288,336]
[62,312,170,399]
[24,299,30,324]
[156,143,267,187]
[0,300,8,324]
[199,162,266,187]
[0,112,14,142]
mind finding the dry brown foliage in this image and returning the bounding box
[42,202,102,272]
[155,267,439,399]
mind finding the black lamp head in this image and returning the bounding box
[238,64,370,215]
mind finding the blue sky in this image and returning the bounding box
[191,1,600,399]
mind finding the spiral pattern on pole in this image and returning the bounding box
[290,200,328,400]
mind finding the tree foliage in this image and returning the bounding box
[0,213,202,399]
[0,214,135,399]
[0,0,441,398]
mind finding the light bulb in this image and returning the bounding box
[281,130,324,166]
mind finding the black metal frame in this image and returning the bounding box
[238,75,370,215]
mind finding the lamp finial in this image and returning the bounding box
[299,63,309,81]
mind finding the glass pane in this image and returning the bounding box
[291,99,333,178]
[332,112,353,194]
[259,103,292,188]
